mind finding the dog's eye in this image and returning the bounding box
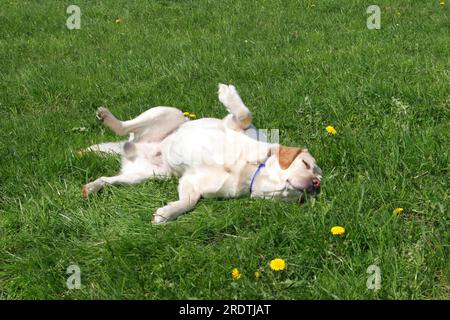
[302,159,311,169]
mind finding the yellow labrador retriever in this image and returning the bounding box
[82,84,322,224]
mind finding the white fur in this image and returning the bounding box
[82,84,322,224]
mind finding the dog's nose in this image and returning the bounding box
[312,178,320,188]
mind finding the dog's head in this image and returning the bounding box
[277,145,322,195]
[259,145,322,200]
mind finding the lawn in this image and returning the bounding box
[0,0,448,299]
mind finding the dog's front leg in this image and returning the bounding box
[152,177,200,225]
[218,83,252,130]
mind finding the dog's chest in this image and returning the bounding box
[202,161,254,199]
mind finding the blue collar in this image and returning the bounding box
[249,160,267,194]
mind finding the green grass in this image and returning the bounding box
[0,0,449,299]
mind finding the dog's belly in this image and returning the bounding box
[162,119,248,173]
[162,118,271,174]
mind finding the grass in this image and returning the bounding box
[0,0,449,299]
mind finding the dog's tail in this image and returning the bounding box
[77,141,126,156]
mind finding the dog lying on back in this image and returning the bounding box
[82,84,322,224]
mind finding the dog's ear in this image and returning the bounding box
[276,146,304,169]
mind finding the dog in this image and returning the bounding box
[81,84,322,224]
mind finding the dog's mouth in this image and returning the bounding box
[287,179,320,196]
[286,179,305,192]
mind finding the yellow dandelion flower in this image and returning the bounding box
[269,258,286,271]
[393,207,404,215]
[183,111,197,119]
[231,268,241,280]
[331,226,345,236]
[255,271,261,279]
[325,125,337,135]
[115,18,121,24]
[439,1,445,7]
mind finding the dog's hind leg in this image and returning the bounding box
[95,107,127,136]
[82,172,150,198]
[218,84,253,131]
[96,106,187,142]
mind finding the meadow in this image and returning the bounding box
[0,0,448,299]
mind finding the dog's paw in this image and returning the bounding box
[151,209,168,225]
[81,182,99,198]
[81,184,90,198]
[218,83,240,108]
[73,148,85,158]
[96,107,112,121]
[218,84,231,105]
[218,83,228,95]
